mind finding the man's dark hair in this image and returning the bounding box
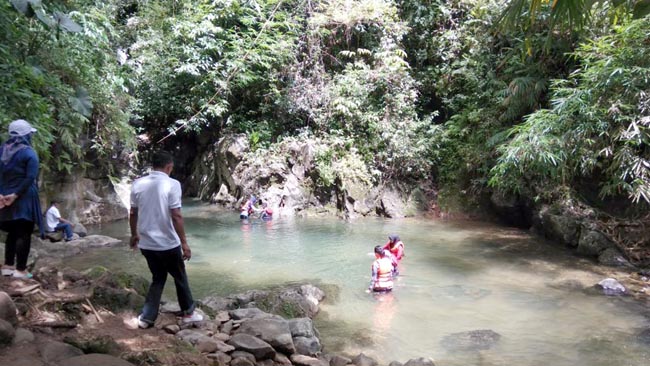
[152,150,174,169]
[374,245,385,256]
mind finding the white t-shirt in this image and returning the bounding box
[45,206,61,232]
[130,171,183,251]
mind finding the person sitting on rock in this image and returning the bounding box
[367,245,394,293]
[383,234,404,263]
[45,201,74,241]
[240,194,257,220]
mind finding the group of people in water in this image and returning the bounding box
[239,193,405,295]
[368,234,405,293]
[239,194,273,221]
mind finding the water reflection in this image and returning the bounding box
[71,202,650,366]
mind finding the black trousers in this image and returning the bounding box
[139,246,195,324]
[2,219,34,271]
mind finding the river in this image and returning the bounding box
[69,201,649,366]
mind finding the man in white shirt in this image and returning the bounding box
[45,201,74,241]
[129,150,202,328]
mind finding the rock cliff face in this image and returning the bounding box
[41,171,130,225]
[187,135,429,219]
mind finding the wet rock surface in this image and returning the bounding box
[440,329,501,352]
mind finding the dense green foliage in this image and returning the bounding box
[0,0,135,174]
[1,0,648,213]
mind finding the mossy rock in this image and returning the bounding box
[112,272,149,297]
[82,266,109,280]
[91,286,145,312]
[63,335,121,355]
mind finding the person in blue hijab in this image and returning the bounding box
[0,119,44,279]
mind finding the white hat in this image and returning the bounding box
[8,119,37,136]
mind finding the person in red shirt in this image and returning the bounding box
[383,234,404,262]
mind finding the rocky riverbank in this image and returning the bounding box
[0,264,438,366]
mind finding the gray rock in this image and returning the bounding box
[596,278,626,296]
[578,230,614,256]
[72,223,88,237]
[215,310,231,323]
[351,353,377,366]
[0,318,15,347]
[176,329,212,345]
[257,359,275,366]
[56,353,135,366]
[294,336,321,356]
[330,354,352,366]
[202,296,237,312]
[388,361,404,366]
[289,318,317,338]
[0,291,18,326]
[237,316,296,354]
[221,320,234,334]
[13,328,35,344]
[163,324,180,334]
[275,352,293,365]
[196,337,221,353]
[231,357,255,366]
[231,351,257,364]
[378,187,405,219]
[227,333,276,360]
[440,329,501,351]
[598,248,631,267]
[291,354,329,366]
[214,332,231,342]
[160,302,181,313]
[229,307,270,320]
[214,339,236,353]
[39,340,84,364]
[538,209,581,246]
[404,358,435,366]
[300,285,325,316]
[207,351,232,366]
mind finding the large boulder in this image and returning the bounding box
[39,341,84,364]
[290,354,329,366]
[0,319,15,347]
[202,296,237,313]
[577,230,615,257]
[227,333,276,360]
[289,318,318,338]
[440,329,501,352]
[536,206,581,246]
[0,291,18,326]
[351,353,377,366]
[378,187,406,218]
[404,358,435,366]
[91,285,145,312]
[237,317,296,354]
[229,308,271,320]
[293,336,321,356]
[56,353,135,366]
[598,248,631,267]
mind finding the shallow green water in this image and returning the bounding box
[70,202,649,366]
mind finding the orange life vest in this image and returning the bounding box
[373,257,394,291]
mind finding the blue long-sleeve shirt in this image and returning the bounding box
[0,144,43,234]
